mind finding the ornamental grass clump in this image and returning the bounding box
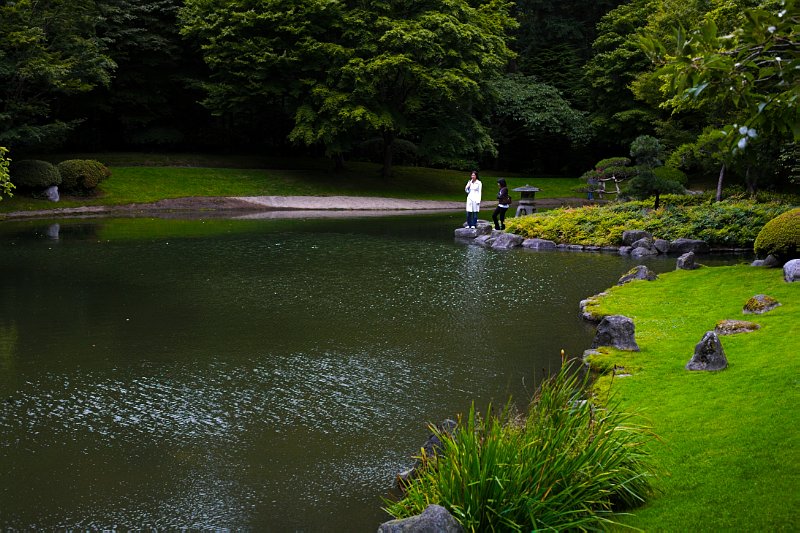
[385,362,655,531]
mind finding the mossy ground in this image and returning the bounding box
[585,265,798,530]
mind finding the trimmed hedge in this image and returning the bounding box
[754,208,800,260]
[10,160,61,189]
[57,159,111,191]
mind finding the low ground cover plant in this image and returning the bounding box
[385,361,655,531]
[506,194,793,247]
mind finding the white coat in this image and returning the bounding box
[465,179,482,212]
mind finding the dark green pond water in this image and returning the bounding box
[0,212,747,530]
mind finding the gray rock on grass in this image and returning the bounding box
[686,331,728,371]
[591,315,640,351]
[378,504,464,533]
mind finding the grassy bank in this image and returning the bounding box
[0,153,580,213]
[585,265,798,530]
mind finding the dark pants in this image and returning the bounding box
[492,206,508,229]
[466,211,479,227]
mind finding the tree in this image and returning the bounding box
[627,135,684,208]
[639,0,799,194]
[0,0,114,150]
[181,0,517,177]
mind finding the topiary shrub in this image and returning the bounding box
[10,160,61,189]
[653,165,688,187]
[753,208,800,261]
[56,159,111,192]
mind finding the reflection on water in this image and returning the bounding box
[0,213,749,530]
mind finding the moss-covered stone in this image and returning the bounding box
[715,319,760,335]
[754,208,799,261]
[743,294,781,314]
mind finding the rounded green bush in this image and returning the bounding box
[754,208,800,260]
[56,159,111,191]
[653,165,688,186]
[10,160,61,188]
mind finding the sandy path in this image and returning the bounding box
[0,195,593,220]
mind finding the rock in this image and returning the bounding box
[654,239,670,254]
[618,246,632,255]
[630,246,658,258]
[676,251,699,270]
[686,331,728,371]
[630,237,654,250]
[454,223,492,239]
[522,238,556,250]
[622,230,651,245]
[567,244,584,251]
[751,254,780,267]
[669,238,710,254]
[396,420,457,488]
[42,185,59,202]
[617,265,658,285]
[601,246,620,252]
[743,294,781,314]
[715,320,760,335]
[784,259,800,282]
[473,234,495,247]
[491,232,524,250]
[591,315,640,351]
[378,504,464,533]
[584,245,601,252]
[579,293,607,322]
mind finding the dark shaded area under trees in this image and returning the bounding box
[1,0,796,190]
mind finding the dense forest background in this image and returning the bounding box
[0,0,797,188]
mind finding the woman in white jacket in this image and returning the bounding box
[464,170,482,228]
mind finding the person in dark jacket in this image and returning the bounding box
[492,178,511,230]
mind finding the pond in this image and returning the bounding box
[0,211,748,530]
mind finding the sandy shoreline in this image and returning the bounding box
[0,195,594,221]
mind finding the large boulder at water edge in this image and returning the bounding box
[751,254,780,267]
[784,259,800,282]
[591,315,640,351]
[378,505,464,533]
[522,238,557,250]
[617,265,658,285]
[654,238,670,254]
[396,419,457,487]
[622,230,651,245]
[676,251,699,270]
[686,331,728,371]
[669,238,710,254]
[491,232,524,250]
[454,223,491,238]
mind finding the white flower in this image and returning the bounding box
[779,9,786,17]
[738,137,748,150]
[747,128,757,138]
[768,26,777,33]
[739,126,749,135]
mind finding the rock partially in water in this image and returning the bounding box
[579,292,607,323]
[591,315,640,351]
[522,238,556,250]
[669,238,710,254]
[630,246,658,258]
[396,419,457,488]
[378,504,463,533]
[654,238,670,254]
[676,251,699,270]
[742,294,781,314]
[686,331,728,371]
[491,232,524,250]
[622,230,651,245]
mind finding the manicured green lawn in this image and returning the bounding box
[0,154,581,213]
[586,265,798,530]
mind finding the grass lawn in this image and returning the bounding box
[586,265,798,531]
[0,153,582,213]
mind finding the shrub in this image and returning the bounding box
[57,159,111,192]
[10,159,61,189]
[653,165,688,187]
[0,147,13,199]
[385,361,654,530]
[753,208,800,260]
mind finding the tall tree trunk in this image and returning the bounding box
[381,132,395,179]
[745,166,757,198]
[715,163,725,202]
[332,153,345,172]
[653,192,660,210]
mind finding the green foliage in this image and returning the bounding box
[56,160,111,192]
[0,0,114,149]
[385,362,654,531]
[10,160,61,189]
[0,147,13,199]
[753,208,800,260]
[627,135,684,207]
[653,165,688,186]
[181,0,517,177]
[507,197,793,247]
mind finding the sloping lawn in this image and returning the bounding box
[586,265,798,530]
